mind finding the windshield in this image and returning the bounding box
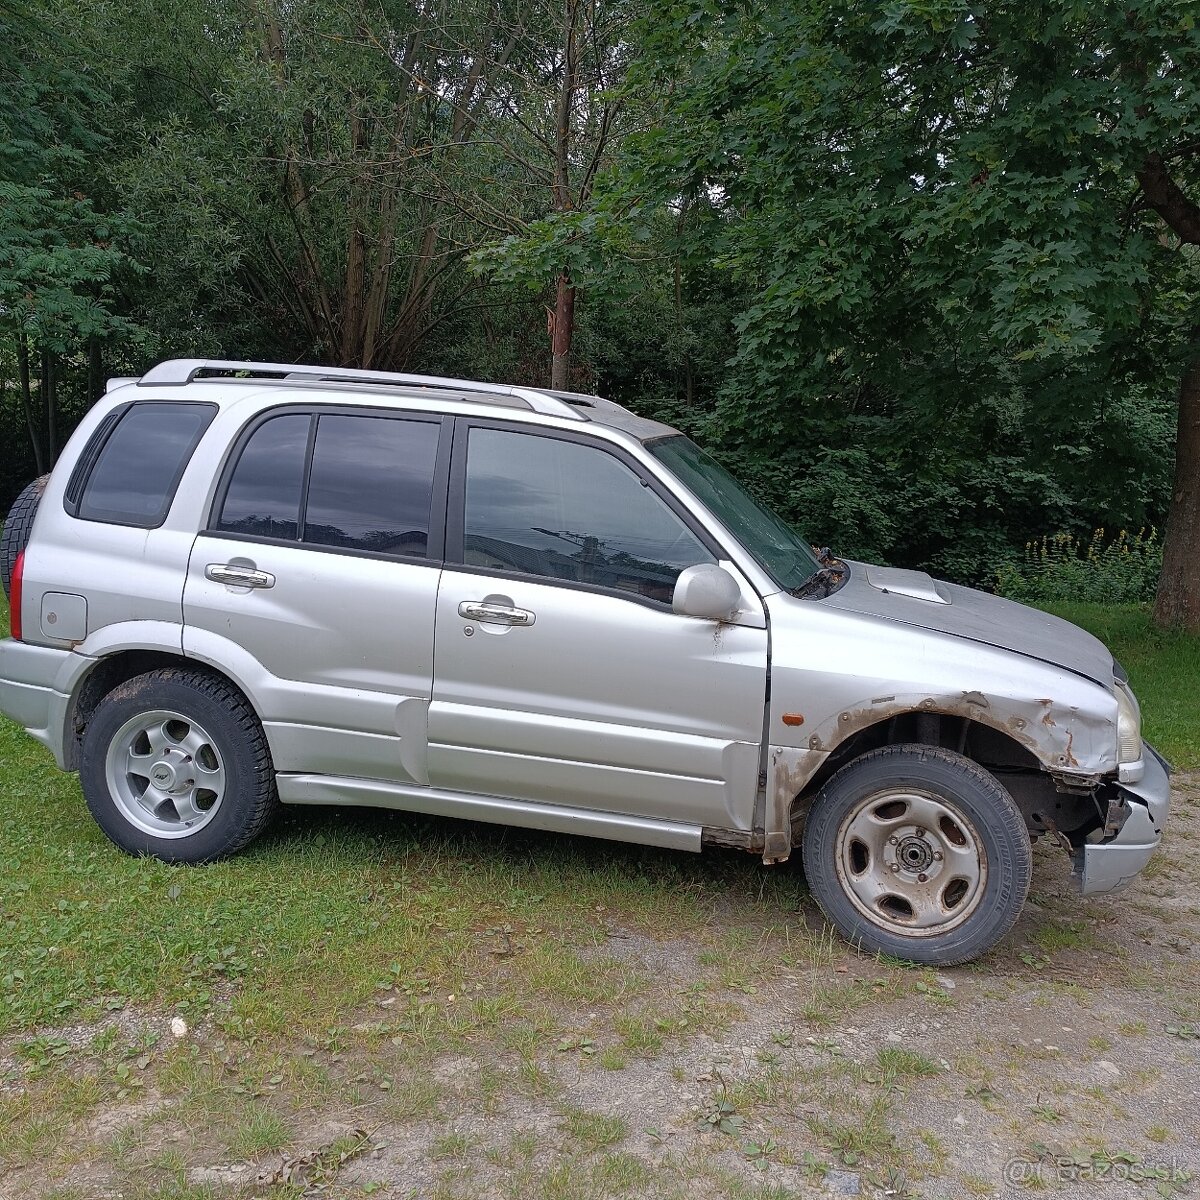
[647,435,822,591]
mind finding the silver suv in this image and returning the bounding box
[0,359,1170,964]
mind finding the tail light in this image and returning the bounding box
[9,550,24,641]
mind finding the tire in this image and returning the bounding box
[81,668,278,863]
[801,744,1031,965]
[1,475,49,598]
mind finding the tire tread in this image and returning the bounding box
[1,475,49,598]
[82,667,278,862]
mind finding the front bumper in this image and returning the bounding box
[1076,743,1171,896]
[0,638,74,766]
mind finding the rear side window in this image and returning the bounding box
[71,402,216,527]
[213,409,442,560]
[304,415,440,556]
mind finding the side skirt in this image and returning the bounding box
[276,773,703,852]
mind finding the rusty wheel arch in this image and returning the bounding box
[785,708,1090,844]
[815,708,1041,781]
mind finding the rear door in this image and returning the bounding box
[428,422,769,831]
[183,406,449,784]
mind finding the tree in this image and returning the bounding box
[459,0,635,387]
[617,0,1199,615]
[0,3,138,473]
[84,0,552,372]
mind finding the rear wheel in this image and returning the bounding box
[81,668,278,863]
[2,475,49,598]
[801,745,1031,965]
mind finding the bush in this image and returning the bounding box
[995,528,1161,605]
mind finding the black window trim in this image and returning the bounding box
[64,400,218,529]
[64,406,125,513]
[205,403,452,566]
[445,417,729,611]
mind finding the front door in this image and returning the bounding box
[428,422,769,831]
[183,406,448,785]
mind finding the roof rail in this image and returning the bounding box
[136,359,586,421]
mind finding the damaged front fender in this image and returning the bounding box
[759,592,1124,864]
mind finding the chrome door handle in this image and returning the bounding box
[458,601,535,627]
[206,563,276,589]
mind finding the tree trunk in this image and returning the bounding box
[1136,145,1200,631]
[87,335,103,405]
[16,332,45,475]
[1153,345,1200,631]
[550,271,575,390]
[547,0,579,389]
[43,349,57,461]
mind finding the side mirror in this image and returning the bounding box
[672,563,741,622]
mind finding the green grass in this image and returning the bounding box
[1043,602,1200,769]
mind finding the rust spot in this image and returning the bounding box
[1064,730,1078,767]
[825,695,1048,760]
[767,746,828,865]
[1041,711,1056,727]
[782,713,805,727]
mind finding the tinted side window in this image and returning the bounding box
[462,428,715,603]
[215,413,310,540]
[303,415,440,556]
[74,402,216,527]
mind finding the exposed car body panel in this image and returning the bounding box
[767,589,1120,771]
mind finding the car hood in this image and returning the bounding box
[820,563,1115,687]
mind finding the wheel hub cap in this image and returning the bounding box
[104,709,226,839]
[150,759,179,790]
[834,788,988,937]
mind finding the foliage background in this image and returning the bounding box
[2,0,1196,591]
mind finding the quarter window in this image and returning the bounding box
[73,402,216,527]
[462,428,714,603]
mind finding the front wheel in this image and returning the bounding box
[81,668,278,863]
[801,745,1031,965]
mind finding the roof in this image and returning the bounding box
[109,358,677,441]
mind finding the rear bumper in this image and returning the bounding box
[0,639,74,766]
[1076,743,1171,896]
